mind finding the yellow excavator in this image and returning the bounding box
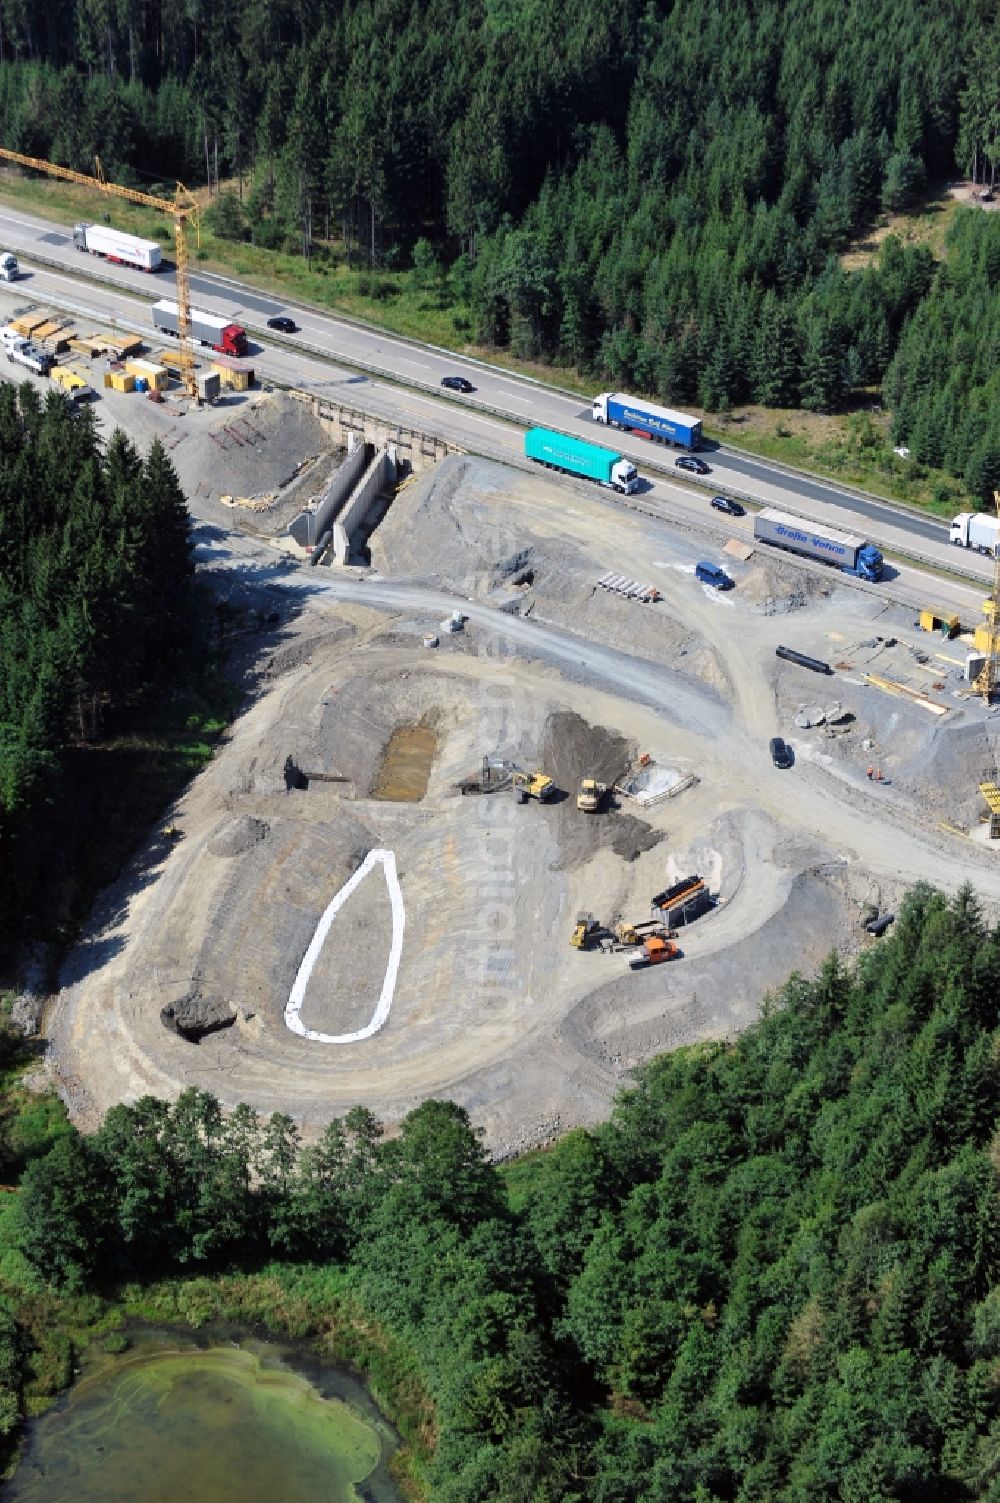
[513,770,556,802]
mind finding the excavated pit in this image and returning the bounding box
[372,722,438,802]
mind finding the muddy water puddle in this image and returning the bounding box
[372,722,437,801]
[6,1326,402,1503]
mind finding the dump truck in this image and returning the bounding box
[592,392,702,450]
[753,508,883,582]
[512,770,556,802]
[525,427,638,495]
[152,300,248,357]
[0,252,18,281]
[74,222,162,272]
[576,778,607,812]
[628,935,679,969]
[950,512,1000,554]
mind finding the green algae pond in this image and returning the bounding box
[6,1326,403,1503]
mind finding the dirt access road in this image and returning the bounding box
[46,457,1000,1152]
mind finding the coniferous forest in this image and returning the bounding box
[0,385,203,966]
[1,1,1000,489]
[5,884,1000,1500]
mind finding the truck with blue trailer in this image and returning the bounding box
[592,392,702,451]
[525,427,639,495]
[754,508,883,582]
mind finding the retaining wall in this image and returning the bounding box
[288,433,369,547]
[303,394,457,472]
[332,446,397,563]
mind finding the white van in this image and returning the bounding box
[0,253,19,282]
[0,326,25,351]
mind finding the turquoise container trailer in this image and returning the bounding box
[524,427,639,494]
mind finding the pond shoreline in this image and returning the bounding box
[6,1320,405,1503]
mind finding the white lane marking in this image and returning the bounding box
[401,390,515,435]
[285,849,405,1044]
[386,355,433,371]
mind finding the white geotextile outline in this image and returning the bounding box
[284,849,405,1044]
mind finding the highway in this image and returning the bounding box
[0,196,990,600]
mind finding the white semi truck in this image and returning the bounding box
[950,512,1000,553]
[0,253,19,281]
[73,223,162,272]
[5,338,53,375]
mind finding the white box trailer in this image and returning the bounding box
[950,511,1000,553]
[152,300,248,357]
[73,223,162,272]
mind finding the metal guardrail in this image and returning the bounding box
[8,244,993,599]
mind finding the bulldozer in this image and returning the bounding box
[628,934,679,970]
[513,770,556,802]
[576,777,607,813]
[161,825,183,840]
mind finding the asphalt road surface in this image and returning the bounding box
[0,197,987,591]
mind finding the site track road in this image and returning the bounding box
[284,571,1000,901]
[0,197,990,588]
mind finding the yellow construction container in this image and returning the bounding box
[211,356,253,391]
[107,370,136,394]
[51,366,89,394]
[919,609,960,638]
[124,358,169,391]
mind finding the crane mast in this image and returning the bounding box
[0,147,200,399]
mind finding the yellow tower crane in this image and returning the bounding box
[0,148,200,399]
[973,489,1000,704]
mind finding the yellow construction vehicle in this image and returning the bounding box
[614,918,673,947]
[161,825,182,840]
[576,778,607,812]
[570,915,602,950]
[513,770,556,802]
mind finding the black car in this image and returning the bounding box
[769,737,794,769]
[266,315,298,334]
[675,455,711,475]
[711,494,744,517]
[441,375,475,393]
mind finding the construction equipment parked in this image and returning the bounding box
[615,918,672,947]
[458,757,515,795]
[512,770,556,802]
[577,778,607,812]
[570,915,604,950]
[629,935,679,969]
